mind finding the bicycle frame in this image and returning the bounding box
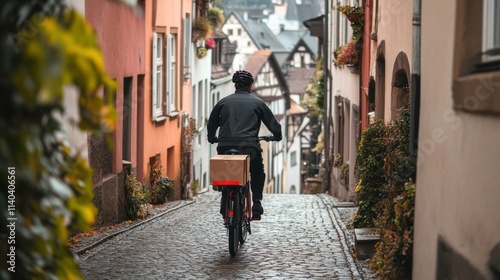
[219,183,252,226]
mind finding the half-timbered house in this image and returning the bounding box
[244,50,290,194]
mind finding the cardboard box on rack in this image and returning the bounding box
[210,154,250,186]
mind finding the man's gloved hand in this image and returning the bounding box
[274,134,282,141]
[208,136,218,144]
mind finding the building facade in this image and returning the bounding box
[85,0,146,225]
[413,0,500,278]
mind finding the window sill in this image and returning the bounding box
[168,111,179,118]
[154,116,167,126]
[452,70,500,115]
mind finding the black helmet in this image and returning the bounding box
[232,70,254,85]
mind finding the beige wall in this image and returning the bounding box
[414,0,500,279]
[370,0,413,121]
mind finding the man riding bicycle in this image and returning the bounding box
[207,70,282,220]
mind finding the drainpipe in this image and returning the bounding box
[322,0,331,193]
[410,0,421,172]
[360,0,372,132]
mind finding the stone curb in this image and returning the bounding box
[318,194,362,279]
[73,199,196,256]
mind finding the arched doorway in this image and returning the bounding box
[368,77,376,125]
[391,52,411,119]
[375,41,386,120]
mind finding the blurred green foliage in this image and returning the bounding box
[0,1,117,279]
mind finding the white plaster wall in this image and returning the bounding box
[329,67,359,200]
[413,0,500,279]
[192,47,212,191]
[286,129,302,193]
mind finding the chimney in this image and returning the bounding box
[244,11,248,21]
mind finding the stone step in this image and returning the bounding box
[354,228,380,260]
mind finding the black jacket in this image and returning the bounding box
[207,89,282,147]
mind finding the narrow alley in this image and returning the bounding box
[77,192,376,279]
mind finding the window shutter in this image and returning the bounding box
[166,34,173,114]
[152,32,158,120]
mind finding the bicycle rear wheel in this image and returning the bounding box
[239,190,248,244]
[228,192,240,256]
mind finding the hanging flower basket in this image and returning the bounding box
[347,12,362,23]
[192,17,213,42]
[336,5,364,23]
[196,46,207,59]
[208,7,225,28]
[205,38,215,49]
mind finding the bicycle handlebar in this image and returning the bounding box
[209,135,276,143]
[258,135,275,142]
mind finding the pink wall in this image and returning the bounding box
[86,0,146,173]
[86,0,193,200]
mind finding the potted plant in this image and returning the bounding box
[334,39,359,68]
[208,7,224,28]
[192,17,213,42]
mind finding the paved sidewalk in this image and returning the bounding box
[69,199,195,255]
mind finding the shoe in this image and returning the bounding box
[252,200,263,220]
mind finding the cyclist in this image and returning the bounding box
[207,70,282,220]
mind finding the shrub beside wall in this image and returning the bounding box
[354,108,416,279]
[354,120,388,228]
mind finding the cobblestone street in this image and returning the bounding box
[77,192,376,279]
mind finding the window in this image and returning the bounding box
[291,151,297,166]
[183,14,192,81]
[335,1,340,48]
[483,0,500,62]
[452,0,500,115]
[343,14,348,44]
[228,29,233,36]
[197,80,204,127]
[166,34,177,115]
[123,77,132,162]
[238,28,242,35]
[152,32,163,120]
[211,38,223,65]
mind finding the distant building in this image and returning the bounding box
[244,50,290,194]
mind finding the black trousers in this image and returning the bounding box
[217,146,265,201]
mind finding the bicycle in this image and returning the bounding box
[210,135,275,256]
